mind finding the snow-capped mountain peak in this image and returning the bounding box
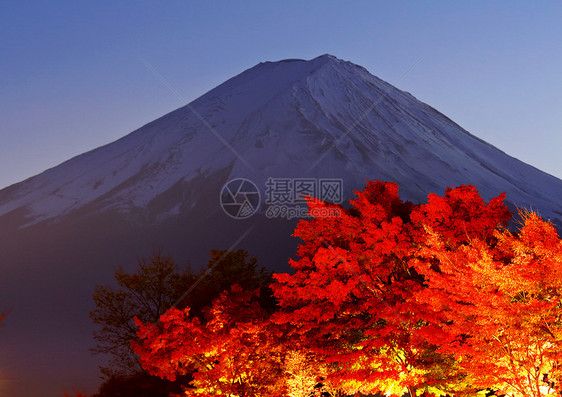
[1,55,561,229]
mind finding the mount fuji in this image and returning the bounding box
[1,55,561,230]
[1,54,561,396]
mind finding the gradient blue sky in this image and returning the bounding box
[1,1,561,191]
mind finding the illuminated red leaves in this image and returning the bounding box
[134,285,288,396]
[273,180,561,396]
[134,180,562,397]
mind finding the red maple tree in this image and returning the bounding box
[133,284,288,396]
[273,182,506,395]
[414,210,562,397]
[134,180,562,397]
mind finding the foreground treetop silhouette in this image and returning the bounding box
[90,249,271,395]
[133,181,562,397]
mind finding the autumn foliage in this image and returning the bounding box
[134,181,562,397]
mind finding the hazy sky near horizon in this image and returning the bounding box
[1,1,561,190]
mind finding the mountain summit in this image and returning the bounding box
[0,55,561,396]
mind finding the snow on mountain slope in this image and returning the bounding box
[1,54,561,228]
